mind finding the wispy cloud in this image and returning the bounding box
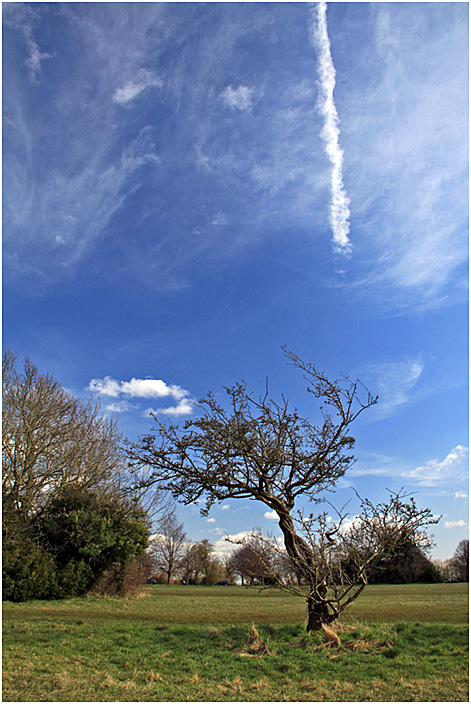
[367,356,424,418]
[444,519,468,530]
[3,4,53,81]
[104,400,137,414]
[24,31,53,80]
[352,445,469,489]
[113,69,162,105]
[3,2,466,309]
[338,3,468,311]
[309,2,351,256]
[407,445,469,488]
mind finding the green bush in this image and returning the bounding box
[2,487,149,601]
[2,503,59,602]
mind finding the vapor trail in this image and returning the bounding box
[309,2,352,256]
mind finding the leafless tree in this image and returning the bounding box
[127,349,438,630]
[449,539,469,582]
[148,509,186,584]
[228,532,278,586]
[3,350,126,518]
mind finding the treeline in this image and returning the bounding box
[2,351,149,602]
[146,516,448,588]
[435,540,469,583]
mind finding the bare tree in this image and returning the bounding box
[188,539,225,584]
[228,533,277,586]
[148,509,186,584]
[127,349,438,630]
[178,540,197,584]
[3,350,125,518]
[449,539,469,582]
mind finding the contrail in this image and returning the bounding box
[309,2,352,256]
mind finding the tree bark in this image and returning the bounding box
[306,590,333,631]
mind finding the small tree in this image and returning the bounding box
[127,349,439,631]
[148,509,186,584]
[228,533,277,586]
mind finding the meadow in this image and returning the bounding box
[3,583,469,702]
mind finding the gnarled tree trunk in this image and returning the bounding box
[306,588,335,631]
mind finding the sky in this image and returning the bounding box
[3,1,468,561]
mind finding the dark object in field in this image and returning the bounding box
[216,580,229,586]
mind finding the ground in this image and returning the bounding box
[2,583,468,702]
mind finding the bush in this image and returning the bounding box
[2,487,149,601]
[2,503,59,602]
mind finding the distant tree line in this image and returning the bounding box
[2,350,149,602]
[145,510,448,589]
[434,540,469,583]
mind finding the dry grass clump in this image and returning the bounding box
[321,623,341,646]
[218,675,245,695]
[236,623,271,658]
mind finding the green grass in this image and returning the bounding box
[3,583,469,702]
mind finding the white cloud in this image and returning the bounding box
[121,378,187,400]
[105,400,136,413]
[221,504,230,511]
[220,85,254,112]
[25,35,53,80]
[211,211,228,226]
[213,530,253,558]
[206,518,216,523]
[338,515,362,534]
[90,375,194,417]
[455,492,468,500]
[264,510,278,520]
[89,375,187,400]
[408,445,469,487]
[113,69,162,105]
[367,355,424,418]
[351,445,469,489]
[89,377,122,397]
[146,398,195,417]
[444,520,468,529]
[309,1,351,256]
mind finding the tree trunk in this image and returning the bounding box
[277,511,317,583]
[306,591,333,631]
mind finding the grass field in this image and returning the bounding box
[3,583,469,702]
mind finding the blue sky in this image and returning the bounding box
[3,1,468,560]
